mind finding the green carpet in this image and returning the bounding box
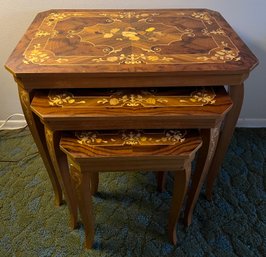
[0,128,265,257]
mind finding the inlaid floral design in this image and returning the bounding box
[121,131,143,145]
[47,88,216,108]
[76,131,110,145]
[99,11,159,20]
[202,28,226,36]
[67,17,194,58]
[197,42,240,62]
[48,91,85,107]
[45,12,83,26]
[34,30,58,38]
[96,90,168,107]
[212,49,240,61]
[192,12,213,24]
[22,10,241,65]
[75,130,187,147]
[23,44,50,64]
[92,53,174,64]
[155,130,186,144]
[190,89,216,104]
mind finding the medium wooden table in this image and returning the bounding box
[5,9,258,224]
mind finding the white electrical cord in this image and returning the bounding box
[0,113,28,130]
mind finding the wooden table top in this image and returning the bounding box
[5,9,258,78]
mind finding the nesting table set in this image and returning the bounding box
[5,9,258,249]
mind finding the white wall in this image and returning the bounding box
[1,0,266,126]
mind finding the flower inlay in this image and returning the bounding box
[75,130,186,147]
[67,19,194,57]
[47,88,216,108]
[22,10,241,66]
[96,90,168,107]
[48,91,85,106]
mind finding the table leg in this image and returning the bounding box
[206,84,244,200]
[70,166,94,249]
[90,172,99,195]
[183,126,220,226]
[45,127,78,229]
[168,163,191,245]
[157,171,166,192]
[18,85,63,206]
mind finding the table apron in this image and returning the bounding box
[16,73,249,90]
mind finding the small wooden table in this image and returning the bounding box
[5,9,258,223]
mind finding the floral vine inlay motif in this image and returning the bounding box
[192,12,213,24]
[75,130,187,147]
[47,88,216,108]
[190,89,216,104]
[76,131,110,145]
[22,10,241,66]
[48,91,85,107]
[97,90,168,107]
[155,130,186,144]
[99,11,160,20]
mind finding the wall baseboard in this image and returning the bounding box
[236,118,266,128]
[1,119,266,129]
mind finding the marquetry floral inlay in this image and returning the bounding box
[212,48,240,62]
[121,131,143,145]
[76,131,110,145]
[67,16,194,63]
[22,10,241,66]
[197,42,240,62]
[22,44,50,64]
[89,27,163,42]
[99,11,159,20]
[155,130,186,144]
[47,88,216,108]
[97,90,168,107]
[48,91,85,107]
[92,53,174,64]
[202,28,226,36]
[34,30,58,38]
[190,89,216,104]
[191,12,213,24]
[45,12,83,26]
[69,23,194,44]
[75,130,186,147]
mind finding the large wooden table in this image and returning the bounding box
[5,9,258,225]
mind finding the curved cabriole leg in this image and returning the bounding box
[183,129,211,227]
[183,127,220,226]
[71,165,94,249]
[206,84,244,200]
[18,85,63,206]
[90,172,99,195]
[45,127,78,229]
[168,163,191,245]
[157,171,167,192]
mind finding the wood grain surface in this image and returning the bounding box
[31,86,232,130]
[60,129,202,160]
[5,9,258,78]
